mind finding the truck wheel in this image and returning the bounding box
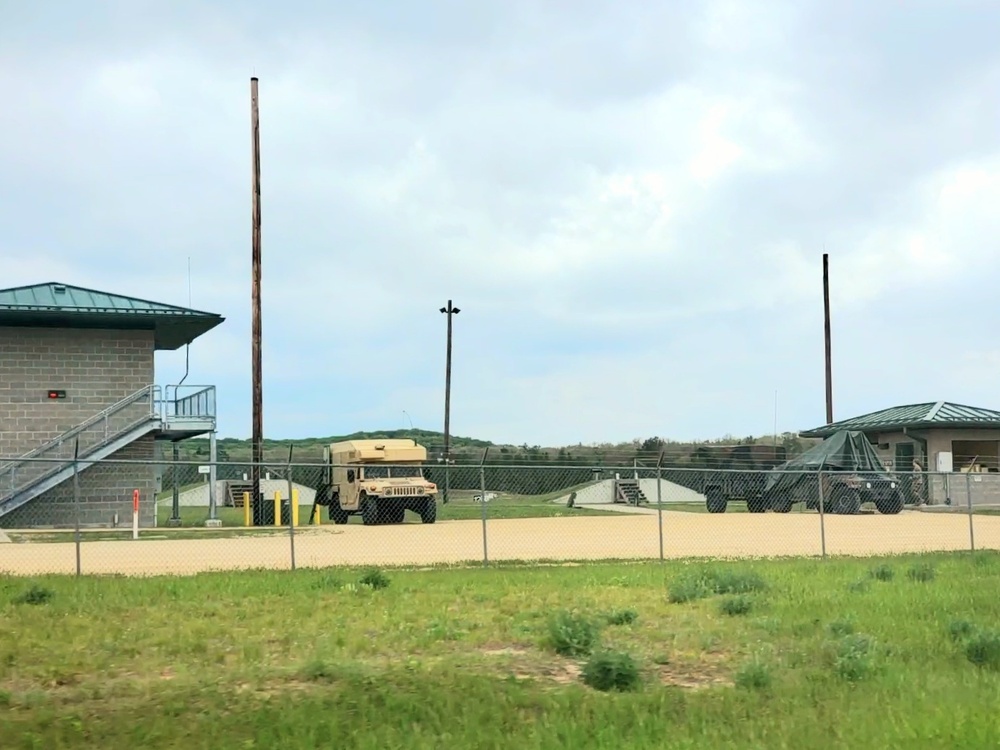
[361,494,379,526]
[770,497,793,513]
[705,488,727,514]
[830,486,861,515]
[330,504,349,525]
[875,492,904,515]
[420,497,437,524]
[747,498,767,513]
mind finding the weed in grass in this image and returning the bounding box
[652,654,671,666]
[828,618,855,637]
[718,595,753,617]
[358,568,390,590]
[668,567,768,604]
[605,608,639,626]
[735,657,772,690]
[869,564,894,582]
[12,585,53,606]
[906,563,936,582]
[964,630,1000,671]
[581,650,641,692]
[832,634,877,682]
[546,611,601,657]
[948,619,977,642]
[847,578,870,593]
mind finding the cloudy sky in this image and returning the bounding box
[2,1,999,446]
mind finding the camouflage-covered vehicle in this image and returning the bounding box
[761,430,906,515]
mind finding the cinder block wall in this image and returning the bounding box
[0,326,157,528]
[0,326,154,458]
[0,436,157,528]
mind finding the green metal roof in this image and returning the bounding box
[0,282,224,350]
[800,401,1000,438]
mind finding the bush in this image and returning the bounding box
[833,634,876,682]
[828,618,855,637]
[869,564,894,582]
[12,585,53,606]
[948,619,977,642]
[906,563,936,582]
[734,658,772,690]
[964,630,1000,671]
[581,650,641,692]
[668,568,767,604]
[605,609,639,626]
[718,595,753,616]
[547,611,601,657]
[358,568,390,590]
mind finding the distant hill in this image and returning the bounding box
[174,429,819,468]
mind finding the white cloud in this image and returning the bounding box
[3,0,1000,443]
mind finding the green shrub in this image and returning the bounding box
[668,568,767,604]
[833,634,876,682]
[948,619,977,642]
[358,568,390,590]
[869,564,894,582]
[964,630,1000,671]
[734,658,772,690]
[605,609,639,626]
[718,595,753,616]
[906,563,936,582]
[547,611,601,657]
[12,585,53,606]
[581,650,641,692]
[828,618,855,637]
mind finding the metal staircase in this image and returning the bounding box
[615,478,649,506]
[0,385,215,520]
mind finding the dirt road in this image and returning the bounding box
[1,511,996,576]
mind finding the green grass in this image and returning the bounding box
[2,552,1000,748]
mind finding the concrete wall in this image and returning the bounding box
[556,479,706,506]
[1,435,157,528]
[0,326,154,459]
[160,479,318,508]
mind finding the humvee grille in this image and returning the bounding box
[386,487,421,496]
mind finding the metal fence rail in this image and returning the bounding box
[0,454,997,576]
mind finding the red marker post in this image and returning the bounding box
[132,489,140,540]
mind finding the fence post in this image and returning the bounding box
[656,449,664,562]
[287,446,296,571]
[817,471,827,559]
[71,438,82,576]
[966,472,975,553]
[480,447,490,567]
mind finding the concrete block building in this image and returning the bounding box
[800,401,1000,507]
[0,282,224,528]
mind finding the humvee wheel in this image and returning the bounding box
[330,504,349,525]
[830,486,861,515]
[360,494,379,525]
[875,491,904,515]
[420,497,437,524]
[747,498,767,513]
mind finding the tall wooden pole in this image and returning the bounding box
[440,300,460,504]
[251,77,263,518]
[823,252,833,424]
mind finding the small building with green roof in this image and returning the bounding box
[800,401,1000,506]
[0,281,225,528]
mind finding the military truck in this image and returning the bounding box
[761,430,906,515]
[315,439,438,525]
[663,444,788,513]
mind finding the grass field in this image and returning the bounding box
[3,552,1000,748]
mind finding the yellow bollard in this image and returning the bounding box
[243,492,251,527]
[292,489,300,526]
[312,504,321,525]
[274,490,282,527]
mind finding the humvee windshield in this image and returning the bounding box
[360,465,424,479]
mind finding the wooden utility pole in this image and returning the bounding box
[823,252,833,424]
[440,300,460,504]
[250,77,263,518]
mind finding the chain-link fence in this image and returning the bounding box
[1,455,998,576]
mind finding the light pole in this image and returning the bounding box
[440,300,460,504]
